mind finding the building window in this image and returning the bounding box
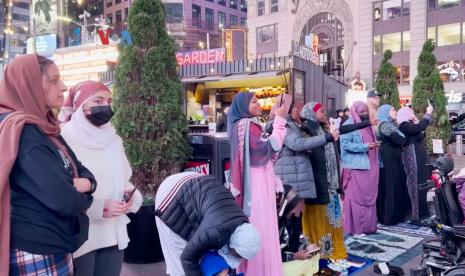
[15,2,29,9]
[427,27,436,43]
[107,13,113,24]
[257,0,265,16]
[115,0,121,4]
[206,0,213,2]
[374,35,382,55]
[241,17,246,26]
[394,66,401,84]
[218,11,226,28]
[241,0,247,12]
[401,65,410,85]
[12,14,29,21]
[383,0,402,20]
[428,0,436,10]
[106,0,112,7]
[374,2,382,21]
[463,22,465,43]
[382,32,401,52]
[125,8,129,19]
[402,0,410,16]
[218,0,226,6]
[165,3,183,24]
[116,10,122,22]
[271,0,278,13]
[438,0,460,9]
[206,8,214,30]
[230,0,238,9]
[192,4,201,27]
[402,31,410,51]
[230,14,238,26]
[257,24,276,44]
[437,23,461,46]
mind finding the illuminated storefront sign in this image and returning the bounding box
[176,48,225,66]
[53,44,119,86]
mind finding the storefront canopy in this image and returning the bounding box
[182,70,290,89]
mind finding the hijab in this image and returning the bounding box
[377,104,405,138]
[0,54,76,275]
[59,80,111,123]
[397,107,414,125]
[350,101,375,143]
[227,92,254,140]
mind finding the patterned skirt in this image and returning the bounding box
[302,195,347,260]
[10,249,73,276]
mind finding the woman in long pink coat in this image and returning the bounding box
[228,92,287,276]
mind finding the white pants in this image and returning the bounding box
[155,172,199,276]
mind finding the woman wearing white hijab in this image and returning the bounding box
[59,80,143,276]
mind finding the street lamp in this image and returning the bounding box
[57,11,89,45]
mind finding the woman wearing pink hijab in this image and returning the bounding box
[397,104,433,222]
[59,81,143,276]
[340,101,380,235]
[0,55,95,275]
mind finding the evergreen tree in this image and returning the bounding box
[412,39,451,153]
[112,0,191,196]
[376,50,400,110]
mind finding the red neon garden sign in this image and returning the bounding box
[176,48,225,66]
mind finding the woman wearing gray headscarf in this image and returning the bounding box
[299,102,347,260]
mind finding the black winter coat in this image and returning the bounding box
[155,175,248,276]
[301,120,331,204]
[1,113,96,255]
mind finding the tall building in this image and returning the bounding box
[246,0,465,102]
[103,0,129,36]
[1,0,29,67]
[166,0,247,51]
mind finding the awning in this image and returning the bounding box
[181,75,222,84]
[181,70,290,89]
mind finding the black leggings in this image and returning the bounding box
[73,246,124,276]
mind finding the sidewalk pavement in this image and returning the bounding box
[121,262,166,276]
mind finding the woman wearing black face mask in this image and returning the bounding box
[59,81,143,276]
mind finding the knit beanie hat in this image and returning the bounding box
[218,223,260,268]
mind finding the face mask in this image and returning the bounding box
[359,114,369,121]
[86,105,114,126]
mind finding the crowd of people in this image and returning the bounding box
[0,53,437,276]
[176,89,434,275]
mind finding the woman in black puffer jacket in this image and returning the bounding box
[155,172,260,276]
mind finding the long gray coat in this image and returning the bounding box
[274,118,328,199]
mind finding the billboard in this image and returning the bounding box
[31,0,58,35]
[27,34,57,56]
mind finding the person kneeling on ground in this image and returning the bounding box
[155,172,260,276]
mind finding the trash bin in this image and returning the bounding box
[184,133,231,186]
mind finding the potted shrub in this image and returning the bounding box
[112,0,191,264]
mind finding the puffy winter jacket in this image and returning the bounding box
[274,117,330,199]
[155,175,248,276]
